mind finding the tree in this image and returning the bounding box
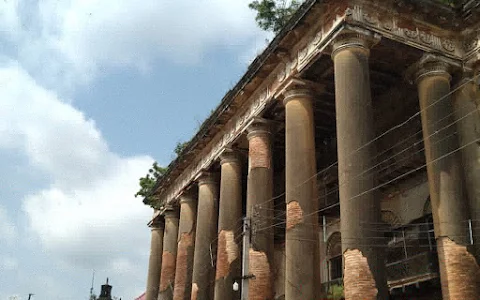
[248,0,302,33]
[174,141,189,156]
[135,161,167,207]
[249,0,463,34]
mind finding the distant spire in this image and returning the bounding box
[106,277,109,285]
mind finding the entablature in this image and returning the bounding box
[152,0,480,210]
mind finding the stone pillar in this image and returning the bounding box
[453,77,480,262]
[173,193,197,300]
[146,216,165,300]
[191,173,219,300]
[214,150,243,300]
[159,207,180,300]
[246,119,274,300]
[331,32,388,300]
[415,60,480,299]
[283,86,319,300]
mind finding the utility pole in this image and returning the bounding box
[241,217,251,300]
[89,270,95,300]
[27,294,34,300]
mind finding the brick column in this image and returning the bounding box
[146,215,165,300]
[191,173,219,300]
[331,32,388,300]
[284,86,319,300]
[159,207,180,300]
[173,193,197,300]
[453,77,480,263]
[246,119,274,300]
[415,60,480,299]
[214,150,242,300]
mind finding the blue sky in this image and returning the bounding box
[0,1,270,299]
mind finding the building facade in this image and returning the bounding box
[143,0,480,299]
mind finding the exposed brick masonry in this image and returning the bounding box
[343,249,378,300]
[249,249,272,300]
[437,237,480,300]
[286,201,304,231]
[215,230,239,280]
[173,233,194,300]
[160,251,176,292]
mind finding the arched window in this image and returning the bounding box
[326,232,342,281]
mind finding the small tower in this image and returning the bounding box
[97,278,113,300]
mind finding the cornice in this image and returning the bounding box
[344,5,465,60]
[155,1,348,206]
[153,1,480,208]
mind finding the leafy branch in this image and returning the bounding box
[248,0,302,33]
[135,162,167,207]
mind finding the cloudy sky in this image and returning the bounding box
[0,1,270,299]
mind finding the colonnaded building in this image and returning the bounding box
[142,0,480,299]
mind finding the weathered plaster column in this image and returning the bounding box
[246,120,274,300]
[453,77,480,262]
[214,150,242,300]
[415,60,480,299]
[159,207,180,300]
[173,193,197,300]
[146,215,165,300]
[283,86,320,300]
[191,173,219,300]
[331,32,388,300]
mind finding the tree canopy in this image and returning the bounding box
[135,161,167,207]
[248,0,302,33]
[135,141,189,208]
[249,0,464,34]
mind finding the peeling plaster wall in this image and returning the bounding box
[380,178,430,225]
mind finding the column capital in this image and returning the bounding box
[163,204,179,219]
[179,191,196,205]
[197,171,218,186]
[247,118,271,140]
[219,148,242,165]
[408,54,453,84]
[275,77,323,105]
[150,215,165,229]
[331,29,381,59]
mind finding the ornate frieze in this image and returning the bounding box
[345,5,464,59]
[157,5,348,205]
[157,3,480,206]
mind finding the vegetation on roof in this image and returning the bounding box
[248,0,302,33]
[136,0,467,209]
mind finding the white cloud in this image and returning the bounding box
[7,0,269,85]
[0,61,152,276]
[0,0,20,41]
[0,206,16,243]
[0,256,17,271]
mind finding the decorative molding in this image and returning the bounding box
[410,54,453,84]
[345,5,464,60]
[157,5,348,206]
[246,118,272,140]
[219,148,242,165]
[156,3,479,207]
[331,28,382,58]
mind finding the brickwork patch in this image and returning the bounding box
[249,136,270,169]
[215,230,239,280]
[249,249,272,300]
[343,249,378,300]
[437,237,480,299]
[173,233,194,300]
[160,251,176,292]
[286,201,303,231]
